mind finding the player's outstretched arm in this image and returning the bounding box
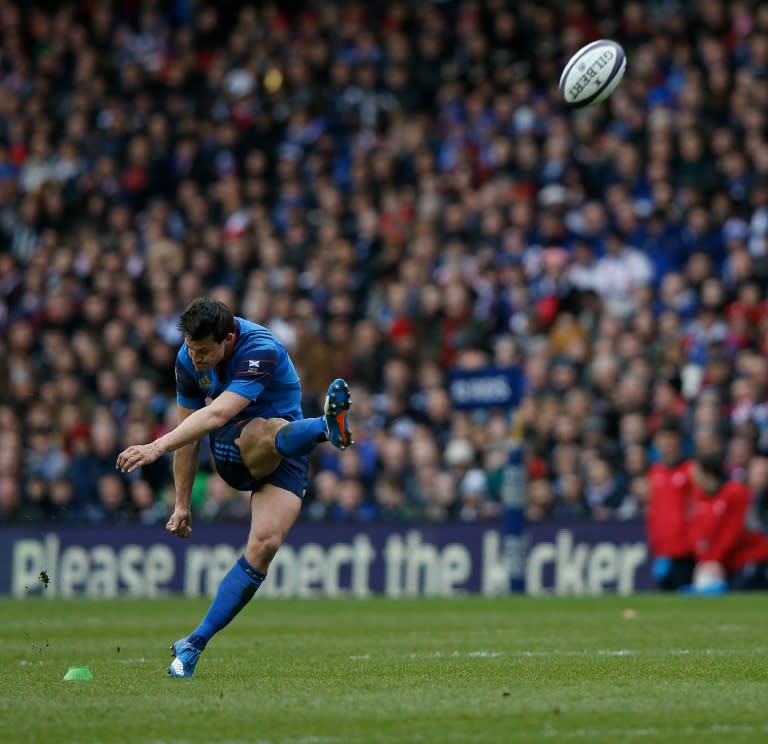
[116,392,250,473]
[166,405,200,539]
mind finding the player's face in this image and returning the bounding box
[185,335,228,371]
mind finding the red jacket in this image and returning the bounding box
[689,480,768,571]
[647,460,693,558]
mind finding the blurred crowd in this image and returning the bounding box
[3,0,768,530]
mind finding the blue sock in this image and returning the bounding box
[275,417,327,457]
[188,556,266,649]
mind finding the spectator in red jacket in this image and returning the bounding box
[687,453,768,592]
[646,418,695,590]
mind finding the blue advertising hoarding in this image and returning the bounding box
[0,521,652,598]
[447,366,524,411]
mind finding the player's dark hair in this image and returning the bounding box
[178,297,235,342]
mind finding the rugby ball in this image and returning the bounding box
[559,39,626,108]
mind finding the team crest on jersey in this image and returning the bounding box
[198,375,212,390]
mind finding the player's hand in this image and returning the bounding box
[116,442,163,473]
[166,507,193,538]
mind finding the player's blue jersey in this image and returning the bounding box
[174,317,303,422]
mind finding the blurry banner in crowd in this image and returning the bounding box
[1,522,651,598]
[447,367,524,411]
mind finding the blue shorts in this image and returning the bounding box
[210,421,309,499]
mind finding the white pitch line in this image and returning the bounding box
[543,723,768,739]
[350,647,767,661]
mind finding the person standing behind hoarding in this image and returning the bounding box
[687,452,768,593]
[646,418,695,590]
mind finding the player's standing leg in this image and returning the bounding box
[168,484,301,677]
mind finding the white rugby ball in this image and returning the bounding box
[559,39,626,108]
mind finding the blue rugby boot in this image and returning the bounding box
[168,636,203,678]
[324,378,354,450]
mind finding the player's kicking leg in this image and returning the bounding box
[324,378,353,450]
[233,378,354,468]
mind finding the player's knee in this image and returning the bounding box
[246,531,282,567]
[236,417,288,477]
[239,417,288,444]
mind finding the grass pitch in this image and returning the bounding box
[2,594,767,743]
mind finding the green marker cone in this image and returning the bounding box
[63,666,93,681]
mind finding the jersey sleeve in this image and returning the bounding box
[225,343,278,402]
[175,350,205,409]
